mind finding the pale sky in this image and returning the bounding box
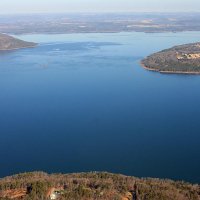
[1,0,200,14]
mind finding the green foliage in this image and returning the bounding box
[0,172,199,200]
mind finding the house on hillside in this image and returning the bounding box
[47,187,64,200]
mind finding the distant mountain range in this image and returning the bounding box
[0,33,37,51]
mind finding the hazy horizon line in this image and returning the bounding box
[1,10,200,15]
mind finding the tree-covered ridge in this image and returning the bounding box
[141,43,200,73]
[0,33,36,51]
[0,172,199,200]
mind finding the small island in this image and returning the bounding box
[0,33,37,51]
[141,42,200,74]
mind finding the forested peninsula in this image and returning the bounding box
[141,43,200,74]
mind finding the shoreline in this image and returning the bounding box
[140,62,200,75]
[0,171,199,200]
[0,44,37,51]
[7,30,200,36]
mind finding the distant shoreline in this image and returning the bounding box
[11,30,192,35]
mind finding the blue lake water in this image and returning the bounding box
[1,32,200,183]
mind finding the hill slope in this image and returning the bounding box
[0,172,199,200]
[0,33,36,51]
[141,43,200,74]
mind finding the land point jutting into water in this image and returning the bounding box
[141,42,200,74]
[0,33,37,51]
